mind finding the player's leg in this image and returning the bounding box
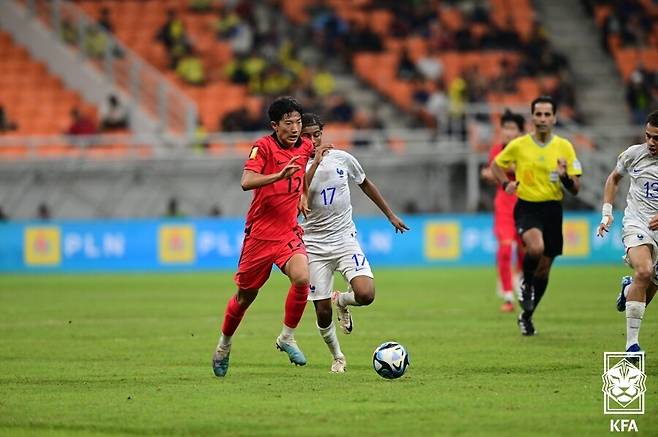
[308,254,346,372]
[529,255,554,313]
[333,239,374,334]
[625,245,652,352]
[496,239,516,312]
[213,237,271,377]
[519,227,543,312]
[276,234,311,365]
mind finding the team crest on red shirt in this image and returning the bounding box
[249,146,258,160]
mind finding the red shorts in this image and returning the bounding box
[234,230,307,290]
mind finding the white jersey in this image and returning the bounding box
[301,150,365,245]
[617,143,658,224]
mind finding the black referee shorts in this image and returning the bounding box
[514,199,563,258]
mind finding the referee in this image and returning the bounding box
[491,96,582,336]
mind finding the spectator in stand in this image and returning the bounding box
[397,48,417,80]
[189,0,214,13]
[176,48,206,85]
[156,9,190,69]
[310,64,335,97]
[67,108,97,136]
[97,7,113,33]
[37,203,51,221]
[100,94,129,131]
[165,197,184,218]
[626,69,653,125]
[327,94,355,123]
[0,104,18,133]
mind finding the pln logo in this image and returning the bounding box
[24,227,61,266]
[602,352,646,415]
[562,219,590,257]
[159,225,195,264]
[424,222,460,260]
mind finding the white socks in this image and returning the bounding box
[318,322,343,359]
[280,324,295,340]
[625,301,646,349]
[338,291,358,307]
[218,334,232,349]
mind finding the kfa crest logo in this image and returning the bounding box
[602,352,646,415]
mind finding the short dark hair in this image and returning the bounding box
[302,112,324,129]
[647,110,658,127]
[268,96,303,123]
[531,96,557,114]
[500,109,525,132]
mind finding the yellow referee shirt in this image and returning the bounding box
[494,133,582,202]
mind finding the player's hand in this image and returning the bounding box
[649,213,658,231]
[279,156,301,179]
[298,193,310,219]
[389,215,410,233]
[313,144,334,164]
[557,158,568,177]
[504,181,519,194]
[596,215,613,237]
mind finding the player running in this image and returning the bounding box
[301,113,409,372]
[597,109,658,355]
[481,109,526,312]
[212,97,314,377]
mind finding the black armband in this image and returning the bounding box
[560,175,574,189]
[501,180,509,190]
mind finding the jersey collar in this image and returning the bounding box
[530,133,554,147]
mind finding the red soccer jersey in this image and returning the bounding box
[488,143,517,216]
[243,134,314,241]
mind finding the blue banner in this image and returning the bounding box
[0,213,625,272]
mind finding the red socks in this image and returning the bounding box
[284,283,309,328]
[221,295,248,336]
[497,243,513,292]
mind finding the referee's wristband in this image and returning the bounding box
[560,175,574,189]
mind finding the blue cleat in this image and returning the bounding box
[625,343,644,366]
[212,345,231,377]
[276,336,307,366]
[617,276,632,312]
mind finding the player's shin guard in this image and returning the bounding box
[284,283,309,329]
[221,295,248,337]
[497,244,513,292]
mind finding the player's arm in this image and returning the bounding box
[304,144,334,188]
[596,168,623,237]
[358,178,409,233]
[241,156,300,191]
[490,161,518,195]
[556,158,580,195]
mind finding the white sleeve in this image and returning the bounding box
[344,152,366,184]
[615,147,634,176]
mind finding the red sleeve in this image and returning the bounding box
[244,140,269,173]
[487,144,503,165]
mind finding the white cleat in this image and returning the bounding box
[331,356,347,373]
[331,291,353,334]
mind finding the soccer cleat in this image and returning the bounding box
[212,344,231,377]
[500,301,514,313]
[331,356,347,373]
[625,343,644,366]
[519,281,534,313]
[331,291,353,334]
[276,336,307,366]
[517,313,535,336]
[617,276,632,312]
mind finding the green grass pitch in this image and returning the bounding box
[0,266,656,436]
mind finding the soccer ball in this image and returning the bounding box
[372,341,410,379]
